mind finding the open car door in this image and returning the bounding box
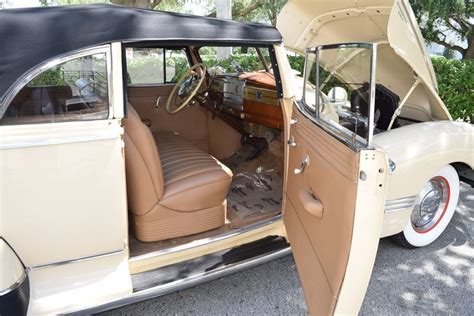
[283,43,388,315]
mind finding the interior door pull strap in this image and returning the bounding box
[299,189,324,218]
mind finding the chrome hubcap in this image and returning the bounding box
[411,177,449,233]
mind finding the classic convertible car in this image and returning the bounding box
[0,1,472,315]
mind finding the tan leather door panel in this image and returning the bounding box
[128,85,210,152]
[284,109,387,315]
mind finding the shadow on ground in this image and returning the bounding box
[361,183,473,315]
[101,184,473,315]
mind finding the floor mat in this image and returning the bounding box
[223,139,283,228]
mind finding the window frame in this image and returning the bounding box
[0,45,113,122]
[297,42,378,150]
[125,47,192,87]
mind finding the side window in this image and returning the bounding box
[299,44,375,148]
[1,52,109,125]
[126,48,190,85]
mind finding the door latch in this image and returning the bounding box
[294,155,310,175]
[287,137,297,147]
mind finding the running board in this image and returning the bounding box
[72,236,291,315]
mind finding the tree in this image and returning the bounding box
[410,0,473,59]
[206,0,285,26]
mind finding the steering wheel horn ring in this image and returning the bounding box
[166,63,207,114]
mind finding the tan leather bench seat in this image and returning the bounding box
[123,107,232,242]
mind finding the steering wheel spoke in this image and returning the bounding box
[166,63,207,114]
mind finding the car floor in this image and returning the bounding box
[129,138,284,258]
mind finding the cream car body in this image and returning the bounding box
[0,2,470,315]
[278,0,474,238]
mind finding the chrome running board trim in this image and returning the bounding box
[70,241,291,315]
[28,249,125,271]
[129,214,283,263]
[384,195,418,212]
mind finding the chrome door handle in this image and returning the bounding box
[294,155,310,175]
[155,96,162,110]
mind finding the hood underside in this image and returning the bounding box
[277,0,451,121]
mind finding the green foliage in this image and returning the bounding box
[288,54,473,122]
[29,67,66,86]
[409,0,473,59]
[126,55,189,84]
[432,56,474,122]
[201,54,262,72]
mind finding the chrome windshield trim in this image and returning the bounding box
[28,249,125,271]
[129,214,283,263]
[1,45,112,118]
[70,246,291,315]
[385,195,418,212]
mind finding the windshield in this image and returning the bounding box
[198,46,271,74]
[299,43,376,148]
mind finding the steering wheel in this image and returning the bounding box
[166,63,207,114]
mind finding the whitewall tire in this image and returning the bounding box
[394,165,460,248]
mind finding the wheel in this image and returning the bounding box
[392,165,460,248]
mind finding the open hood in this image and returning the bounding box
[277,0,451,121]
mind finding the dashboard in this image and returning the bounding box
[208,72,283,130]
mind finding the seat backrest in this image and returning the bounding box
[123,105,165,216]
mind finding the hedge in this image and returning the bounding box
[431,57,473,122]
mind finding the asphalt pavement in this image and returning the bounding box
[102,183,473,315]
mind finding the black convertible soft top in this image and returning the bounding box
[0,4,282,101]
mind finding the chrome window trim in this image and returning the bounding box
[299,42,378,150]
[28,248,125,271]
[294,100,366,151]
[1,45,113,120]
[0,133,121,150]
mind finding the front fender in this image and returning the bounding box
[373,121,473,201]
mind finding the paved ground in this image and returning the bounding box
[103,183,473,315]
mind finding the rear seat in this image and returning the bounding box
[123,106,233,242]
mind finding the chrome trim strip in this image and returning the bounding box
[367,43,378,145]
[1,45,111,118]
[0,134,119,150]
[0,270,27,296]
[129,214,283,263]
[384,195,418,212]
[28,249,124,271]
[71,246,291,315]
[294,100,365,151]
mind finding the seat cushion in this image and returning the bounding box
[153,131,233,212]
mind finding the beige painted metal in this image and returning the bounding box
[334,149,388,314]
[277,0,451,121]
[28,252,131,314]
[375,121,474,236]
[0,239,25,295]
[0,119,127,266]
[380,207,413,238]
[0,44,132,313]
